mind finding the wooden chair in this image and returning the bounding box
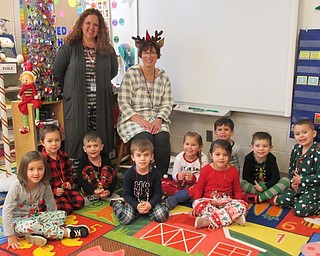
[115,139,131,174]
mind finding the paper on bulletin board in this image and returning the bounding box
[54,1,79,47]
[54,0,111,46]
[109,0,137,86]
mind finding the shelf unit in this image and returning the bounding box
[11,100,64,167]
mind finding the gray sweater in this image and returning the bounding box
[3,180,56,237]
[53,42,118,159]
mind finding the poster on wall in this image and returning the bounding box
[290,29,320,142]
[54,0,80,46]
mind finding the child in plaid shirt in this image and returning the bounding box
[78,131,117,205]
[40,124,84,214]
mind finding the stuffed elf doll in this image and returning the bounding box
[18,71,43,134]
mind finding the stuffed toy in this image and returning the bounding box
[0,171,17,192]
[18,71,44,134]
[0,18,10,35]
[0,36,24,64]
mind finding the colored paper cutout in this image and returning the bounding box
[310,51,320,60]
[119,18,125,26]
[299,51,310,60]
[314,113,320,124]
[68,0,77,8]
[296,76,308,85]
[308,76,319,86]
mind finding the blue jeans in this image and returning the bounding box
[166,189,191,210]
[132,131,170,175]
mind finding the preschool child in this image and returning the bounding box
[3,151,90,249]
[110,139,169,224]
[270,119,320,217]
[40,124,84,214]
[191,139,247,229]
[241,132,290,204]
[166,140,247,229]
[162,131,209,196]
[78,131,117,205]
[213,117,244,177]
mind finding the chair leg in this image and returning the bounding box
[115,141,125,174]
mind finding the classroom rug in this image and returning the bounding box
[105,203,320,256]
[0,211,115,256]
[69,236,155,256]
[0,200,319,255]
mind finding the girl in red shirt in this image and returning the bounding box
[191,139,248,229]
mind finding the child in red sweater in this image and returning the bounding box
[192,139,248,229]
[167,140,248,229]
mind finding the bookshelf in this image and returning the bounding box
[11,100,64,167]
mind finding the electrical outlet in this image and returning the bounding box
[206,130,213,142]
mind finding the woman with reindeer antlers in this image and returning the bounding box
[117,30,174,175]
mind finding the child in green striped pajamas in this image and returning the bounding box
[241,132,290,204]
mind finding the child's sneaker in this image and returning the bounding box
[25,234,47,247]
[234,215,246,226]
[194,217,210,229]
[66,224,90,238]
[109,197,125,207]
[84,194,99,206]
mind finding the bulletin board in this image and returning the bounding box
[137,0,299,117]
[290,29,320,142]
[53,0,79,47]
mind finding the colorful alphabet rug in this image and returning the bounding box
[0,200,319,255]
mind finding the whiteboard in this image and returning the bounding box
[137,0,299,116]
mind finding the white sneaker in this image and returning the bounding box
[65,224,90,238]
[25,234,47,247]
[234,215,246,226]
[194,217,210,229]
[109,197,125,207]
[84,194,99,206]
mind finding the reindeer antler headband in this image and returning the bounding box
[132,30,165,49]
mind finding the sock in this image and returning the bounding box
[248,194,259,204]
[269,196,278,206]
[36,108,40,120]
[23,115,28,127]
[242,193,259,204]
[66,227,71,238]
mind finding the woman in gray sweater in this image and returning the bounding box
[53,8,118,162]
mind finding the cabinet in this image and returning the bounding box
[11,100,64,167]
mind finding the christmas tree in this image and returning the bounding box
[25,0,62,101]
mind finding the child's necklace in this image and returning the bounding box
[210,166,228,198]
[135,166,150,202]
[89,156,104,189]
[26,185,39,203]
[43,150,65,188]
[213,168,227,187]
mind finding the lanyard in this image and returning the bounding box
[140,68,155,109]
